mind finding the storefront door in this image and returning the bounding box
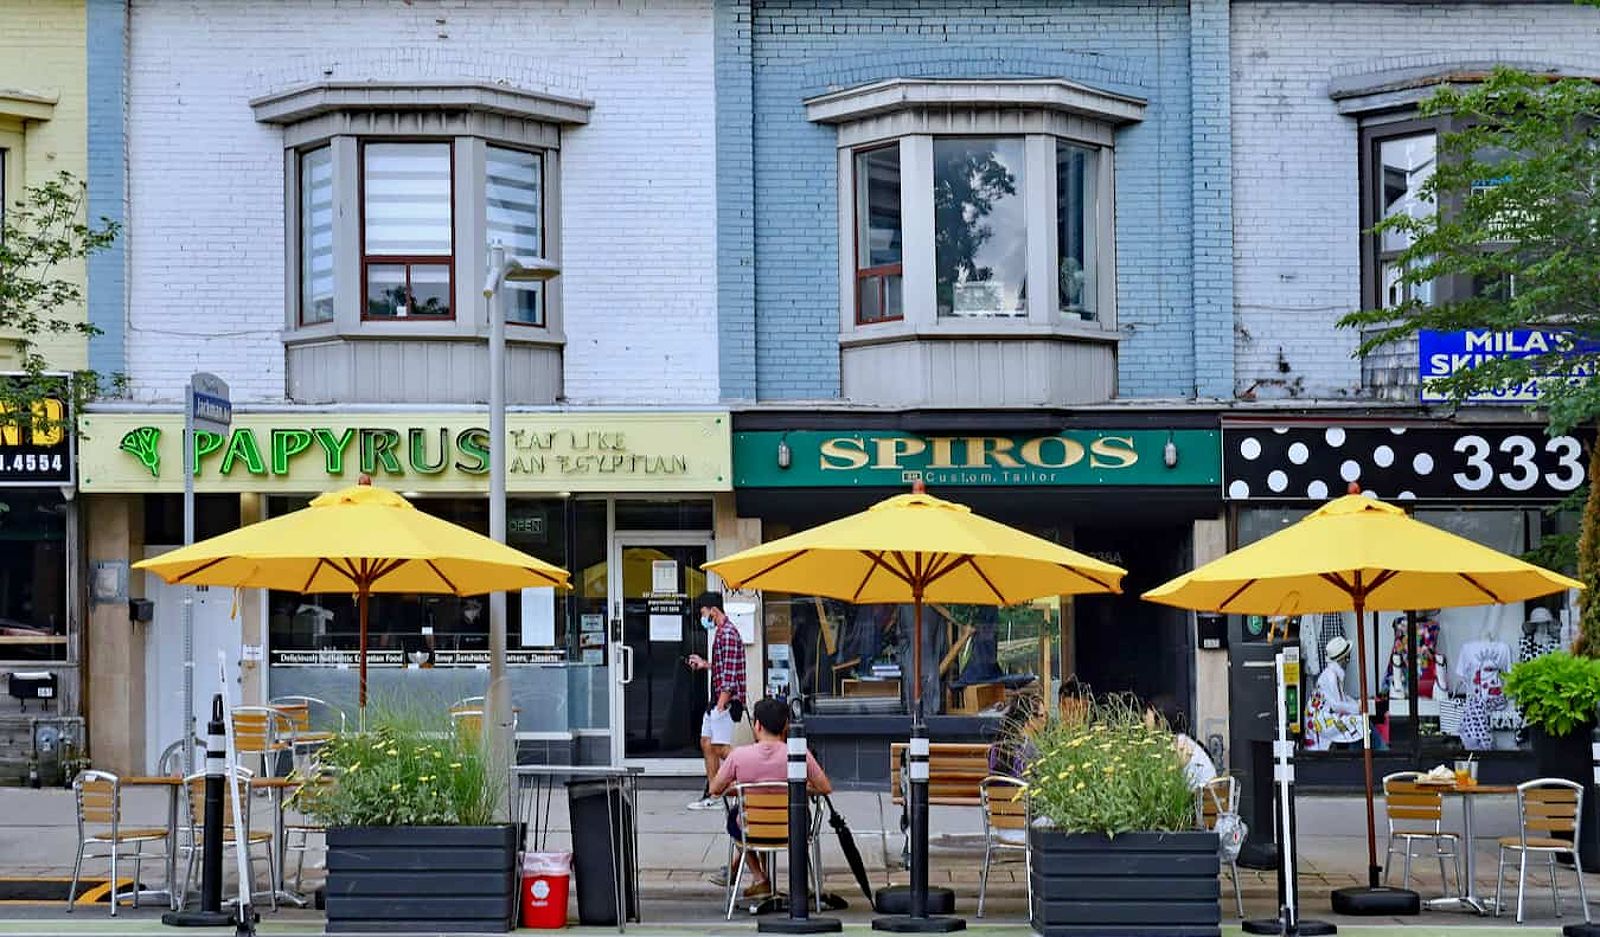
[142,548,241,773]
[610,537,711,771]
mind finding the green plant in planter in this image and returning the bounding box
[1504,651,1600,738]
[1023,696,1195,836]
[292,701,500,827]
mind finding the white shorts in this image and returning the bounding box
[700,707,735,746]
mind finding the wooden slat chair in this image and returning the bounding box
[1381,772,1460,898]
[1196,776,1246,918]
[231,706,294,778]
[1495,778,1592,924]
[67,771,171,916]
[179,768,279,912]
[978,775,1030,919]
[725,782,823,920]
[889,742,992,807]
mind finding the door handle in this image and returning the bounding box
[619,642,634,685]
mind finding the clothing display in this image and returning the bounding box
[1315,612,1346,675]
[1455,637,1512,751]
[1380,615,1440,699]
[1305,658,1362,751]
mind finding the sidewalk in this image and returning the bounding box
[0,783,1589,932]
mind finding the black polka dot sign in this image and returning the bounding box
[1222,424,1591,502]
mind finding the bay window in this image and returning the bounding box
[934,137,1028,318]
[299,147,334,324]
[361,142,455,319]
[854,145,903,324]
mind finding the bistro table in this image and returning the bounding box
[1418,781,1517,916]
[249,776,304,908]
[511,765,643,933]
[118,776,185,911]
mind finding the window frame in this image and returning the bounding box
[296,145,335,326]
[484,143,549,328]
[357,139,459,323]
[851,142,905,326]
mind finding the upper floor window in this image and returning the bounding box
[253,80,589,340]
[810,79,1143,336]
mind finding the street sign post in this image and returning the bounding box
[181,373,230,774]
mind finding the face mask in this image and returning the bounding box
[701,616,714,631]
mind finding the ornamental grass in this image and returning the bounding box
[290,697,501,827]
[1023,695,1195,836]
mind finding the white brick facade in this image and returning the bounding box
[127,0,716,405]
[1230,1,1600,401]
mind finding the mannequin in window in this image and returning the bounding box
[1456,624,1513,750]
[1305,636,1362,751]
[1380,612,1441,699]
[1520,606,1561,663]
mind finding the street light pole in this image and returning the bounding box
[482,245,560,815]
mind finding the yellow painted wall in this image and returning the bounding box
[0,0,89,371]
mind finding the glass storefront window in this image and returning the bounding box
[1236,505,1579,758]
[0,491,67,662]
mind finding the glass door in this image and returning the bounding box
[610,538,710,768]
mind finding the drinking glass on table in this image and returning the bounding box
[1454,759,1477,787]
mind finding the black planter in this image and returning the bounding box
[1029,828,1221,937]
[1531,723,1600,869]
[324,824,518,934]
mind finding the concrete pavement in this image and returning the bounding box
[0,782,1592,930]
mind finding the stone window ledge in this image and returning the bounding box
[839,319,1120,349]
[250,80,592,127]
[805,78,1145,127]
[282,324,565,349]
[0,89,57,123]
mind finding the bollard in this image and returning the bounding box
[760,697,839,933]
[872,703,964,933]
[162,695,233,927]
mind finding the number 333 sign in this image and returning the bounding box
[1222,424,1589,502]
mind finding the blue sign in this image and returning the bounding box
[1418,329,1595,404]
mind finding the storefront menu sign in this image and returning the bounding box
[77,411,731,494]
[1418,329,1597,404]
[734,429,1219,488]
[1223,423,1590,502]
[0,392,72,487]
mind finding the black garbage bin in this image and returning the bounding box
[567,780,637,926]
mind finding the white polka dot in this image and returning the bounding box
[1272,427,1289,435]
[1228,480,1251,499]
[1288,442,1310,465]
[1326,427,1346,446]
[1239,437,1262,461]
[1307,480,1329,499]
[1390,427,1407,435]
[1362,489,1379,499]
[1340,460,1362,482]
[1268,470,1288,493]
[1373,445,1395,468]
[1413,453,1434,475]
[1398,491,1416,501]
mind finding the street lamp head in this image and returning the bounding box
[503,256,561,283]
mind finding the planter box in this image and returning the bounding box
[1029,828,1221,937]
[324,824,518,934]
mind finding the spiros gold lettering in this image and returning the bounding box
[819,434,1139,472]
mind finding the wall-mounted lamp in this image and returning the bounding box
[1163,431,1179,469]
[777,433,792,470]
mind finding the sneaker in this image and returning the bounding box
[686,796,721,811]
[709,868,731,887]
[743,882,773,901]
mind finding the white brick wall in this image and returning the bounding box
[127,0,717,405]
[1230,1,1600,401]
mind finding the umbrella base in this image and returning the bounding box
[760,917,844,933]
[873,885,955,915]
[1244,918,1337,935]
[1329,886,1420,916]
[162,910,239,928]
[1563,926,1600,937]
[871,915,966,933]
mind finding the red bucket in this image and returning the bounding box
[521,852,572,929]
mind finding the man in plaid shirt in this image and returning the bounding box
[686,591,745,811]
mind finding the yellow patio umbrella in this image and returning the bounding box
[706,481,1125,928]
[1143,490,1580,908]
[135,480,571,707]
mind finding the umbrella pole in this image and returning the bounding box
[358,585,369,711]
[872,588,964,934]
[1353,596,1379,889]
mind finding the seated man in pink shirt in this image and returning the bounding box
[709,698,833,900]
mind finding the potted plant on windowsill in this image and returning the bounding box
[292,703,515,934]
[1022,698,1220,937]
[1504,651,1600,867]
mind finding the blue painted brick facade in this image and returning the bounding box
[86,0,127,381]
[719,0,1224,402]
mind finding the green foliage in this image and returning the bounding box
[1022,696,1195,836]
[1336,67,1600,655]
[1504,651,1600,737]
[0,171,122,430]
[290,698,500,828]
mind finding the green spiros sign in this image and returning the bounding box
[733,430,1220,488]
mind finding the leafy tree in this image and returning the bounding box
[0,171,120,436]
[1340,67,1600,652]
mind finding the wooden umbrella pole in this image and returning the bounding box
[1353,587,1380,889]
[358,584,370,710]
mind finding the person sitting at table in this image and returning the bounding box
[709,698,832,901]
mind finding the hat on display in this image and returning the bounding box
[1325,635,1352,664]
[1530,607,1555,625]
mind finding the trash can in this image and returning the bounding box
[521,851,571,929]
[566,780,636,926]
